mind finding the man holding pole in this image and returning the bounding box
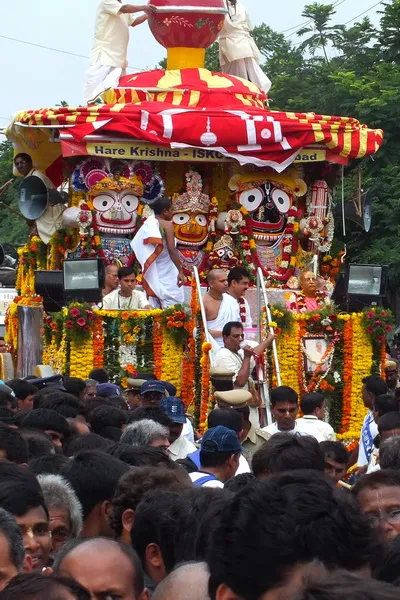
[214,321,275,428]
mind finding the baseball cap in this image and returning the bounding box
[159,396,186,424]
[141,380,166,395]
[97,383,121,397]
[201,425,242,454]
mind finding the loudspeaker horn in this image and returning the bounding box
[335,191,372,233]
[19,176,68,220]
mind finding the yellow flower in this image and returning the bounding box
[268,321,278,328]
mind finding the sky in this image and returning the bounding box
[0,0,382,129]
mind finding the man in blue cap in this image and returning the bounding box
[189,425,241,488]
[140,381,167,407]
[159,397,197,461]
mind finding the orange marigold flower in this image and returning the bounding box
[121,311,130,321]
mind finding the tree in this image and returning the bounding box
[0,141,28,250]
[296,3,344,64]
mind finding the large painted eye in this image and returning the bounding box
[239,188,264,212]
[271,189,291,214]
[121,194,139,213]
[173,213,190,225]
[195,215,207,227]
[93,194,115,212]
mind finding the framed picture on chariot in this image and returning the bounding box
[303,336,332,374]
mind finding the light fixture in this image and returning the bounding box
[62,258,105,303]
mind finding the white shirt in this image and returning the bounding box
[296,415,336,442]
[261,422,298,436]
[236,453,251,474]
[182,418,195,443]
[168,434,197,461]
[357,411,378,467]
[214,348,250,391]
[102,288,149,310]
[28,168,55,189]
[90,0,137,68]
[189,472,224,488]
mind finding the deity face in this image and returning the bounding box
[238,182,293,245]
[92,189,139,235]
[172,211,209,246]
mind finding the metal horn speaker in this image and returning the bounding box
[19,176,67,220]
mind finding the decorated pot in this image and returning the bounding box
[148,0,227,49]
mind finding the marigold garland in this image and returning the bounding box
[92,316,105,369]
[153,315,163,380]
[181,280,197,409]
[69,336,94,379]
[160,334,182,396]
[340,319,353,434]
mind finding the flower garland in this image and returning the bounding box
[340,319,353,434]
[362,307,393,345]
[193,312,203,428]
[160,333,182,395]
[153,315,163,380]
[200,342,212,433]
[69,335,94,379]
[338,314,373,441]
[161,305,190,345]
[288,290,329,313]
[234,205,300,286]
[92,316,105,369]
[274,320,301,395]
[181,280,197,408]
[64,303,95,343]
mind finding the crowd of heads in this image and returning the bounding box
[0,370,399,598]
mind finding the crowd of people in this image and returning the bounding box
[0,367,398,599]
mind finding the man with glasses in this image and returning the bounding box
[353,469,400,542]
[214,321,274,428]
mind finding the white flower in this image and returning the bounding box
[333,371,341,383]
[321,318,332,326]
[280,261,289,268]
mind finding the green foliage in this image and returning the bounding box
[0,141,28,251]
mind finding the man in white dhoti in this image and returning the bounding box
[218,0,271,94]
[203,269,241,354]
[131,197,186,309]
[85,0,149,104]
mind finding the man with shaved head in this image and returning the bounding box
[203,269,240,353]
[152,562,210,600]
[54,537,149,600]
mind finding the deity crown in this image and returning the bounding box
[90,174,144,197]
[172,170,210,214]
[213,234,235,253]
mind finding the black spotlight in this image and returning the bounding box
[35,271,64,313]
[332,264,389,312]
[63,258,105,304]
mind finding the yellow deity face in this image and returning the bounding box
[172,211,209,246]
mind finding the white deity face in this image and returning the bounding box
[92,190,139,234]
